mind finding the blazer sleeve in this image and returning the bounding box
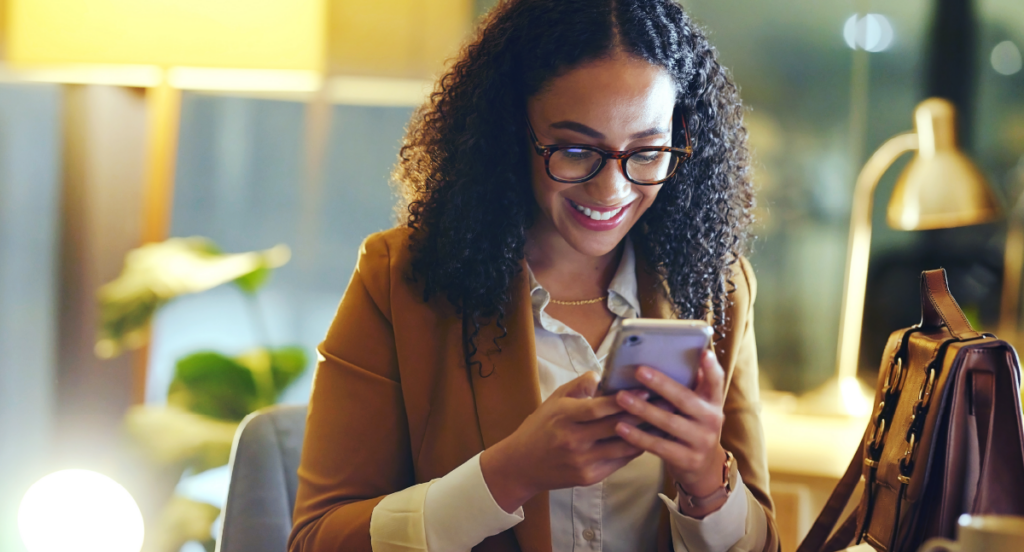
[719,257,780,552]
[288,233,413,552]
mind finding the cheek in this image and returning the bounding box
[633,185,663,216]
[530,157,561,208]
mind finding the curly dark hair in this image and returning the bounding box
[395,0,753,371]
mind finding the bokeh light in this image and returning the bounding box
[843,14,894,52]
[18,469,145,552]
[991,41,1023,76]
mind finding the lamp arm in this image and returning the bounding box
[836,133,919,380]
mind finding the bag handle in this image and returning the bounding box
[796,439,865,552]
[920,269,982,340]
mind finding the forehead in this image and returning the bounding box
[527,53,678,133]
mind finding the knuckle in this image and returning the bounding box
[709,411,725,428]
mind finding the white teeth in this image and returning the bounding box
[572,200,623,221]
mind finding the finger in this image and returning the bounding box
[633,367,718,422]
[615,422,692,461]
[558,371,601,399]
[588,437,643,461]
[616,390,703,446]
[694,350,726,405]
[578,411,645,441]
[564,395,625,421]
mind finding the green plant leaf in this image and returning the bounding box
[95,238,291,358]
[270,346,308,392]
[168,352,258,421]
[234,266,272,295]
[124,405,238,472]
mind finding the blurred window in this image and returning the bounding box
[148,94,412,405]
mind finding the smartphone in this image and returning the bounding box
[598,319,713,395]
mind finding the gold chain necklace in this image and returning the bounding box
[549,295,608,306]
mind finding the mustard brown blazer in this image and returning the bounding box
[289,227,779,552]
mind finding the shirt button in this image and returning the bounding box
[582,529,596,541]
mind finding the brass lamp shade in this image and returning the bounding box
[887,98,1000,230]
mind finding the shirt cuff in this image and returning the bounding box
[658,472,765,552]
[423,452,525,551]
[370,479,435,551]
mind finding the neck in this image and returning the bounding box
[524,219,623,299]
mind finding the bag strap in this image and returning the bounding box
[796,439,865,552]
[920,269,982,340]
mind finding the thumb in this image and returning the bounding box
[559,371,600,399]
[695,350,725,404]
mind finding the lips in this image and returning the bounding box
[566,198,632,231]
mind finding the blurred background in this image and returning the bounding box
[0,1,1021,551]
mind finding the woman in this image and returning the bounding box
[289,1,777,551]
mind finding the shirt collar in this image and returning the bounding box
[527,237,641,320]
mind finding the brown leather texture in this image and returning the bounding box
[798,268,1024,552]
[287,227,780,552]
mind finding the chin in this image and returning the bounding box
[559,224,630,258]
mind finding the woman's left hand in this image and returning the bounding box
[614,350,728,518]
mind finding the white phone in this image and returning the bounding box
[598,319,713,395]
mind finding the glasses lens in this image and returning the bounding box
[626,150,680,184]
[549,147,603,182]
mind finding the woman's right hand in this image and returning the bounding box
[480,372,646,513]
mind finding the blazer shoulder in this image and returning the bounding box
[723,255,757,330]
[735,255,757,306]
[355,226,416,315]
[358,226,414,271]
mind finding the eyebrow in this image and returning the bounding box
[548,120,670,141]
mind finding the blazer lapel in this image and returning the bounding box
[469,260,551,552]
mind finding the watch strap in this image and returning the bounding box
[676,450,736,510]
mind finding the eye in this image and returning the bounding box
[561,147,596,161]
[630,151,660,165]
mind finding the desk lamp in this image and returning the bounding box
[803,97,1000,416]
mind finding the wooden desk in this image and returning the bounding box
[762,399,868,551]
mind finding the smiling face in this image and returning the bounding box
[526,52,678,258]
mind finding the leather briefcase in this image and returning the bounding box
[798,268,1024,552]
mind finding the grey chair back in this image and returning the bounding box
[217,403,308,552]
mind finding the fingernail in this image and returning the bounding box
[618,392,635,406]
[637,367,652,381]
[637,390,650,401]
[617,423,632,435]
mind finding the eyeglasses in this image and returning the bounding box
[526,116,693,186]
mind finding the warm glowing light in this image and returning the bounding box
[19,470,145,552]
[844,14,894,52]
[991,41,1023,76]
[839,376,872,417]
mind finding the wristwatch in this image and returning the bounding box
[675,450,737,509]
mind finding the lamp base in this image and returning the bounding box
[796,375,875,418]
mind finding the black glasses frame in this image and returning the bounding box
[526,114,693,185]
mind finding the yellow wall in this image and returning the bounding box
[6,0,473,80]
[7,0,325,70]
[326,0,472,79]
[0,0,7,59]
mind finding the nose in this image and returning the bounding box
[582,160,632,206]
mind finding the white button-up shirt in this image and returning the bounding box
[368,239,762,552]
